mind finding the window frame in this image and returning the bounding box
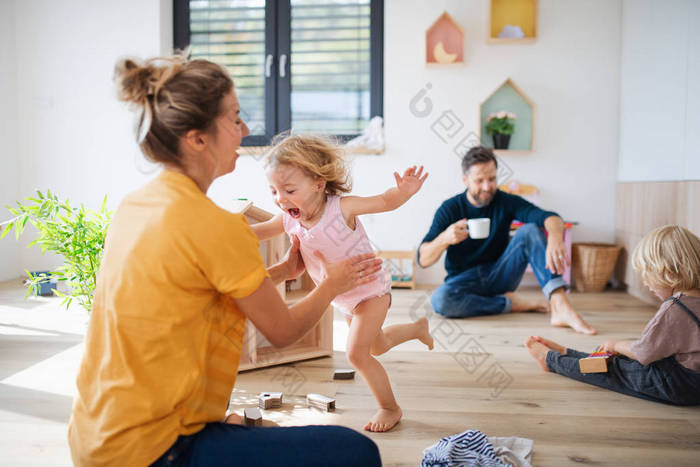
[173,0,384,147]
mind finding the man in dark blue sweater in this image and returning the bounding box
[418,146,595,334]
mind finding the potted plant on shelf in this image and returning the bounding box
[485,111,517,149]
[1,190,112,312]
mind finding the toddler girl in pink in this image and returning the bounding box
[252,134,434,432]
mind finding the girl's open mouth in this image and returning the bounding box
[288,208,301,219]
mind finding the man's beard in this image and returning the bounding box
[470,189,495,207]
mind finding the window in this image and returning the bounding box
[174,0,384,146]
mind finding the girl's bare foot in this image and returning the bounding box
[534,335,567,355]
[416,317,434,350]
[549,291,597,335]
[504,292,549,313]
[364,406,402,432]
[525,336,551,372]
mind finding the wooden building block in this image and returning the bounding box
[333,369,355,380]
[243,407,263,426]
[579,350,613,374]
[258,392,283,410]
[306,393,336,412]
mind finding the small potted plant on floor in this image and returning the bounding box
[486,111,517,149]
[1,190,112,312]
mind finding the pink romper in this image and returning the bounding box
[283,195,392,316]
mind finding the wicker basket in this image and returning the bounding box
[571,243,622,292]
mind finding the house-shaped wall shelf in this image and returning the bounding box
[488,0,538,44]
[230,199,333,372]
[479,78,535,154]
[426,12,464,65]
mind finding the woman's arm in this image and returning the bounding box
[249,214,284,241]
[601,339,639,361]
[235,251,382,348]
[340,166,428,222]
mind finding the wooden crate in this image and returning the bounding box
[229,200,333,371]
[376,250,416,289]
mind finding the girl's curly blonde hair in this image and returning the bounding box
[632,225,700,291]
[263,133,352,196]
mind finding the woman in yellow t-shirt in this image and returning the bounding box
[68,55,383,467]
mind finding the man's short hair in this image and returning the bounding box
[462,146,498,174]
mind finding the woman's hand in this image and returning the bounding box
[394,165,428,199]
[283,235,305,280]
[314,250,383,296]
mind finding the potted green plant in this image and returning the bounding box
[485,111,517,149]
[1,190,112,312]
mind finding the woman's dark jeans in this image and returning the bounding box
[150,422,381,467]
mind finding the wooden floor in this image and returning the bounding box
[1,279,699,466]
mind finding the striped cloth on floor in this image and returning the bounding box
[421,430,509,467]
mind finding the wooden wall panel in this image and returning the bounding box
[615,180,700,305]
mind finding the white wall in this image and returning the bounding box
[5,0,172,277]
[378,0,622,283]
[618,0,700,182]
[1,0,622,286]
[0,0,20,281]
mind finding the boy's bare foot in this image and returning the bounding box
[549,290,597,335]
[504,292,549,313]
[416,317,434,350]
[365,406,402,432]
[525,336,551,372]
[533,335,567,355]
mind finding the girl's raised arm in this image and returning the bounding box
[340,165,428,220]
[250,214,284,241]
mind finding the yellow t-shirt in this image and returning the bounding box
[68,170,268,467]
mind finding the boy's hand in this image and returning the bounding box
[601,340,618,354]
[394,165,428,199]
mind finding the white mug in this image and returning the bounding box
[467,218,490,239]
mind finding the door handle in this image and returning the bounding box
[265,54,273,78]
[279,54,287,78]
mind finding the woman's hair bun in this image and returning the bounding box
[113,56,186,106]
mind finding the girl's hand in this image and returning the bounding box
[283,235,305,280]
[313,250,383,296]
[394,165,428,199]
[601,340,618,354]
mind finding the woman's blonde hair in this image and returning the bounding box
[113,53,233,165]
[263,133,352,196]
[632,225,700,291]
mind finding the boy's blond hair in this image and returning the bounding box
[632,225,700,291]
[263,133,352,196]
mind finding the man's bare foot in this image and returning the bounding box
[525,336,551,372]
[364,406,402,432]
[416,317,434,350]
[504,292,550,313]
[549,290,597,335]
[533,335,567,355]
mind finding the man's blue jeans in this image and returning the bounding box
[430,223,568,318]
[150,422,381,467]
